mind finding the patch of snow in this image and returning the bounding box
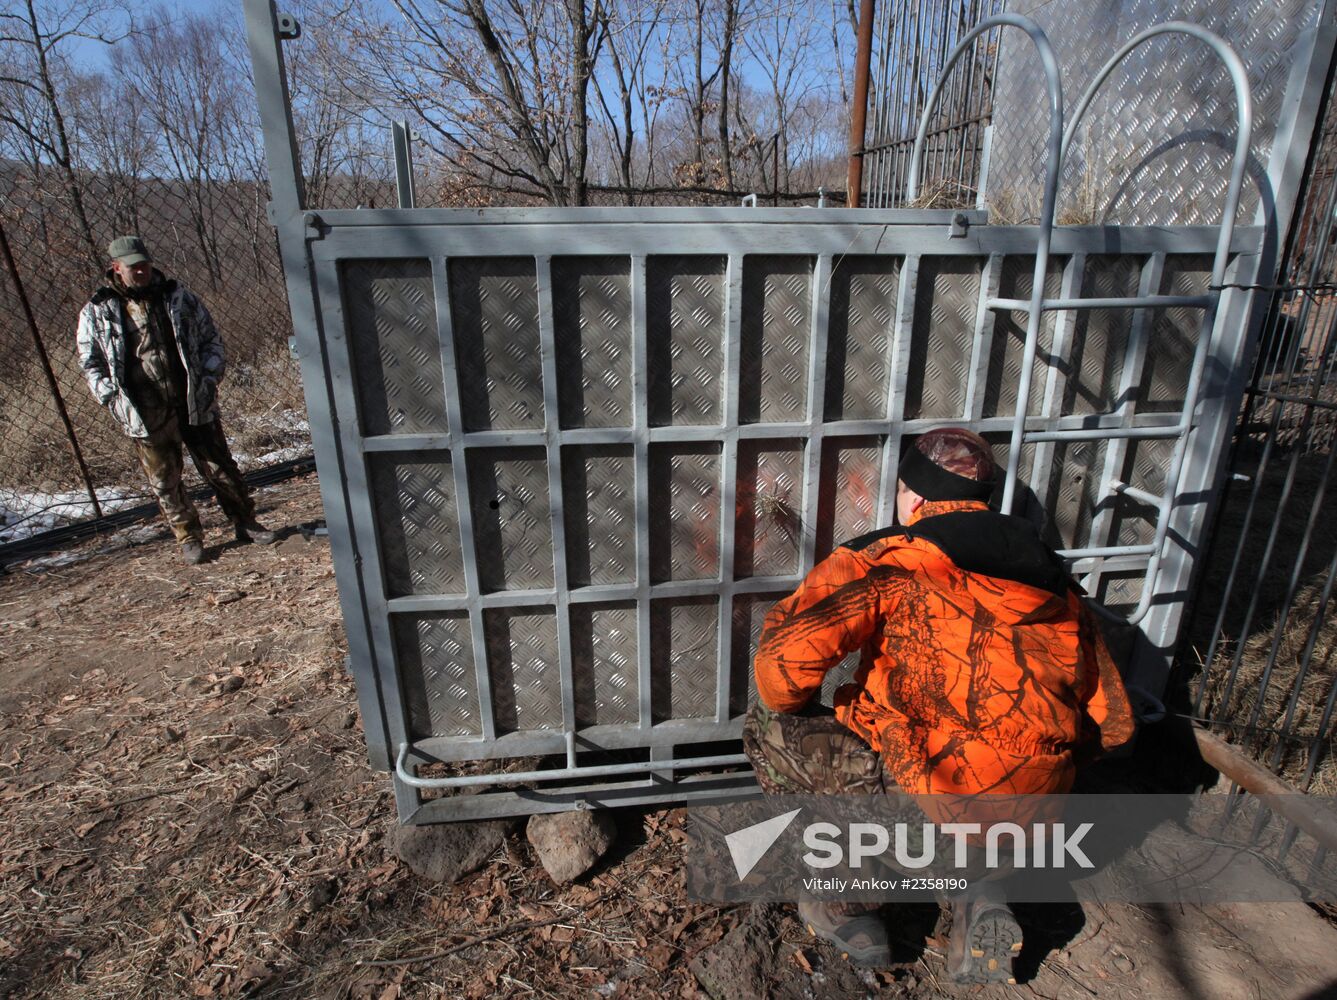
[0,486,150,545]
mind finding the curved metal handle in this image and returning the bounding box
[905,13,1065,519]
[1057,24,1253,626]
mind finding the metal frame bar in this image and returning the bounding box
[245,0,1301,818]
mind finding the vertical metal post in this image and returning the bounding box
[846,0,877,208]
[0,216,101,518]
[393,121,417,209]
[242,0,394,772]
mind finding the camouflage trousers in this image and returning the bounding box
[133,413,254,543]
[743,701,1010,891]
[742,700,892,795]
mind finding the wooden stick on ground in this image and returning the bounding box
[1193,725,1337,855]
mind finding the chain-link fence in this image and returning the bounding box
[0,164,323,546]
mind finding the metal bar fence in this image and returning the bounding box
[863,0,1007,208]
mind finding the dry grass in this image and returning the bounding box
[1185,440,1337,792]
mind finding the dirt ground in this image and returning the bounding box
[4,474,1337,999]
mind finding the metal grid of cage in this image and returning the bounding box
[242,0,1302,821]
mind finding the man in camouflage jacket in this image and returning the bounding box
[77,236,277,564]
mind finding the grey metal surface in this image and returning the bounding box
[646,257,726,426]
[905,257,983,418]
[552,257,632,429]
[569,602,639,726]
[243,0,1335,821]
[370,453,464,597]
[740,257,813,424]
[992,0,1321,225]
[397,612,480,738]
[825,256,899,420]
[449,257,545,431]
[343,260,445,436]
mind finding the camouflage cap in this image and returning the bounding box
[108,235,151,265]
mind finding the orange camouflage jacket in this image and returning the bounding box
[754,499,1135,797]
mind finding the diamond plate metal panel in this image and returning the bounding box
[984,257,1065,418]
[485,606,562,732]
[395,613,479,738]
[370,452,464,597]
[562,445,636,588]
[1145,255,1212,413]
[826,256,900,420]
[1094,571,1144,612]
[468,448,554,592]
[1110,437,1173,548]
[552,257,632,428]
[649,445,721,582]
[730,593,785,714]
[735,441,804,578]
[341,259,446,436]
[816,437,883,557]
[1064,256,1142,414]
[651,597,718,722]
[646,256,727,426]
[448,257,545,431]
[570,602,638,726]
[1044,439,1108,551]
[989,0,1316,225]
[904,257,982,419]
[740,257,813,424]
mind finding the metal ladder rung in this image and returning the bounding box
[1058,543,1157,560]
[988,293,1215,312]
[1110,481,1162,507]
[1022,425,1183,444]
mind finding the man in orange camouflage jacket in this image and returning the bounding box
[743,427,1135,983]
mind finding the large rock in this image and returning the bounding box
[391,818,512,883]
[690,907,777,1000]
[525,809,617,882]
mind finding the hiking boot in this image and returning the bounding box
[181,540,208,565]
[946,886,1022,984]
[233,519,278,545]
[797,901,891,967]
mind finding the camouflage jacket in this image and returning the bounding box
[754,499,1135,798]
[76,271,225,437]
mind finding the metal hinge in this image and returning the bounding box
[949,212,969,238]
[277,12,301,39]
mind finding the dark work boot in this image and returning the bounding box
[181,539,208,565]
[797,901,891,967]
[233,519,278,545]
[946,884,1022,984]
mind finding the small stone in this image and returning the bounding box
[341,710,358,730]
[233,771,266,803]
[391,818,512,883]
[215,675,244,695]
[1110,952,1134,974]
[305,877,338,913]
[525,809,617,883]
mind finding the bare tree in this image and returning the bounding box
[588,0,669,203]
[0,0,130,265]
